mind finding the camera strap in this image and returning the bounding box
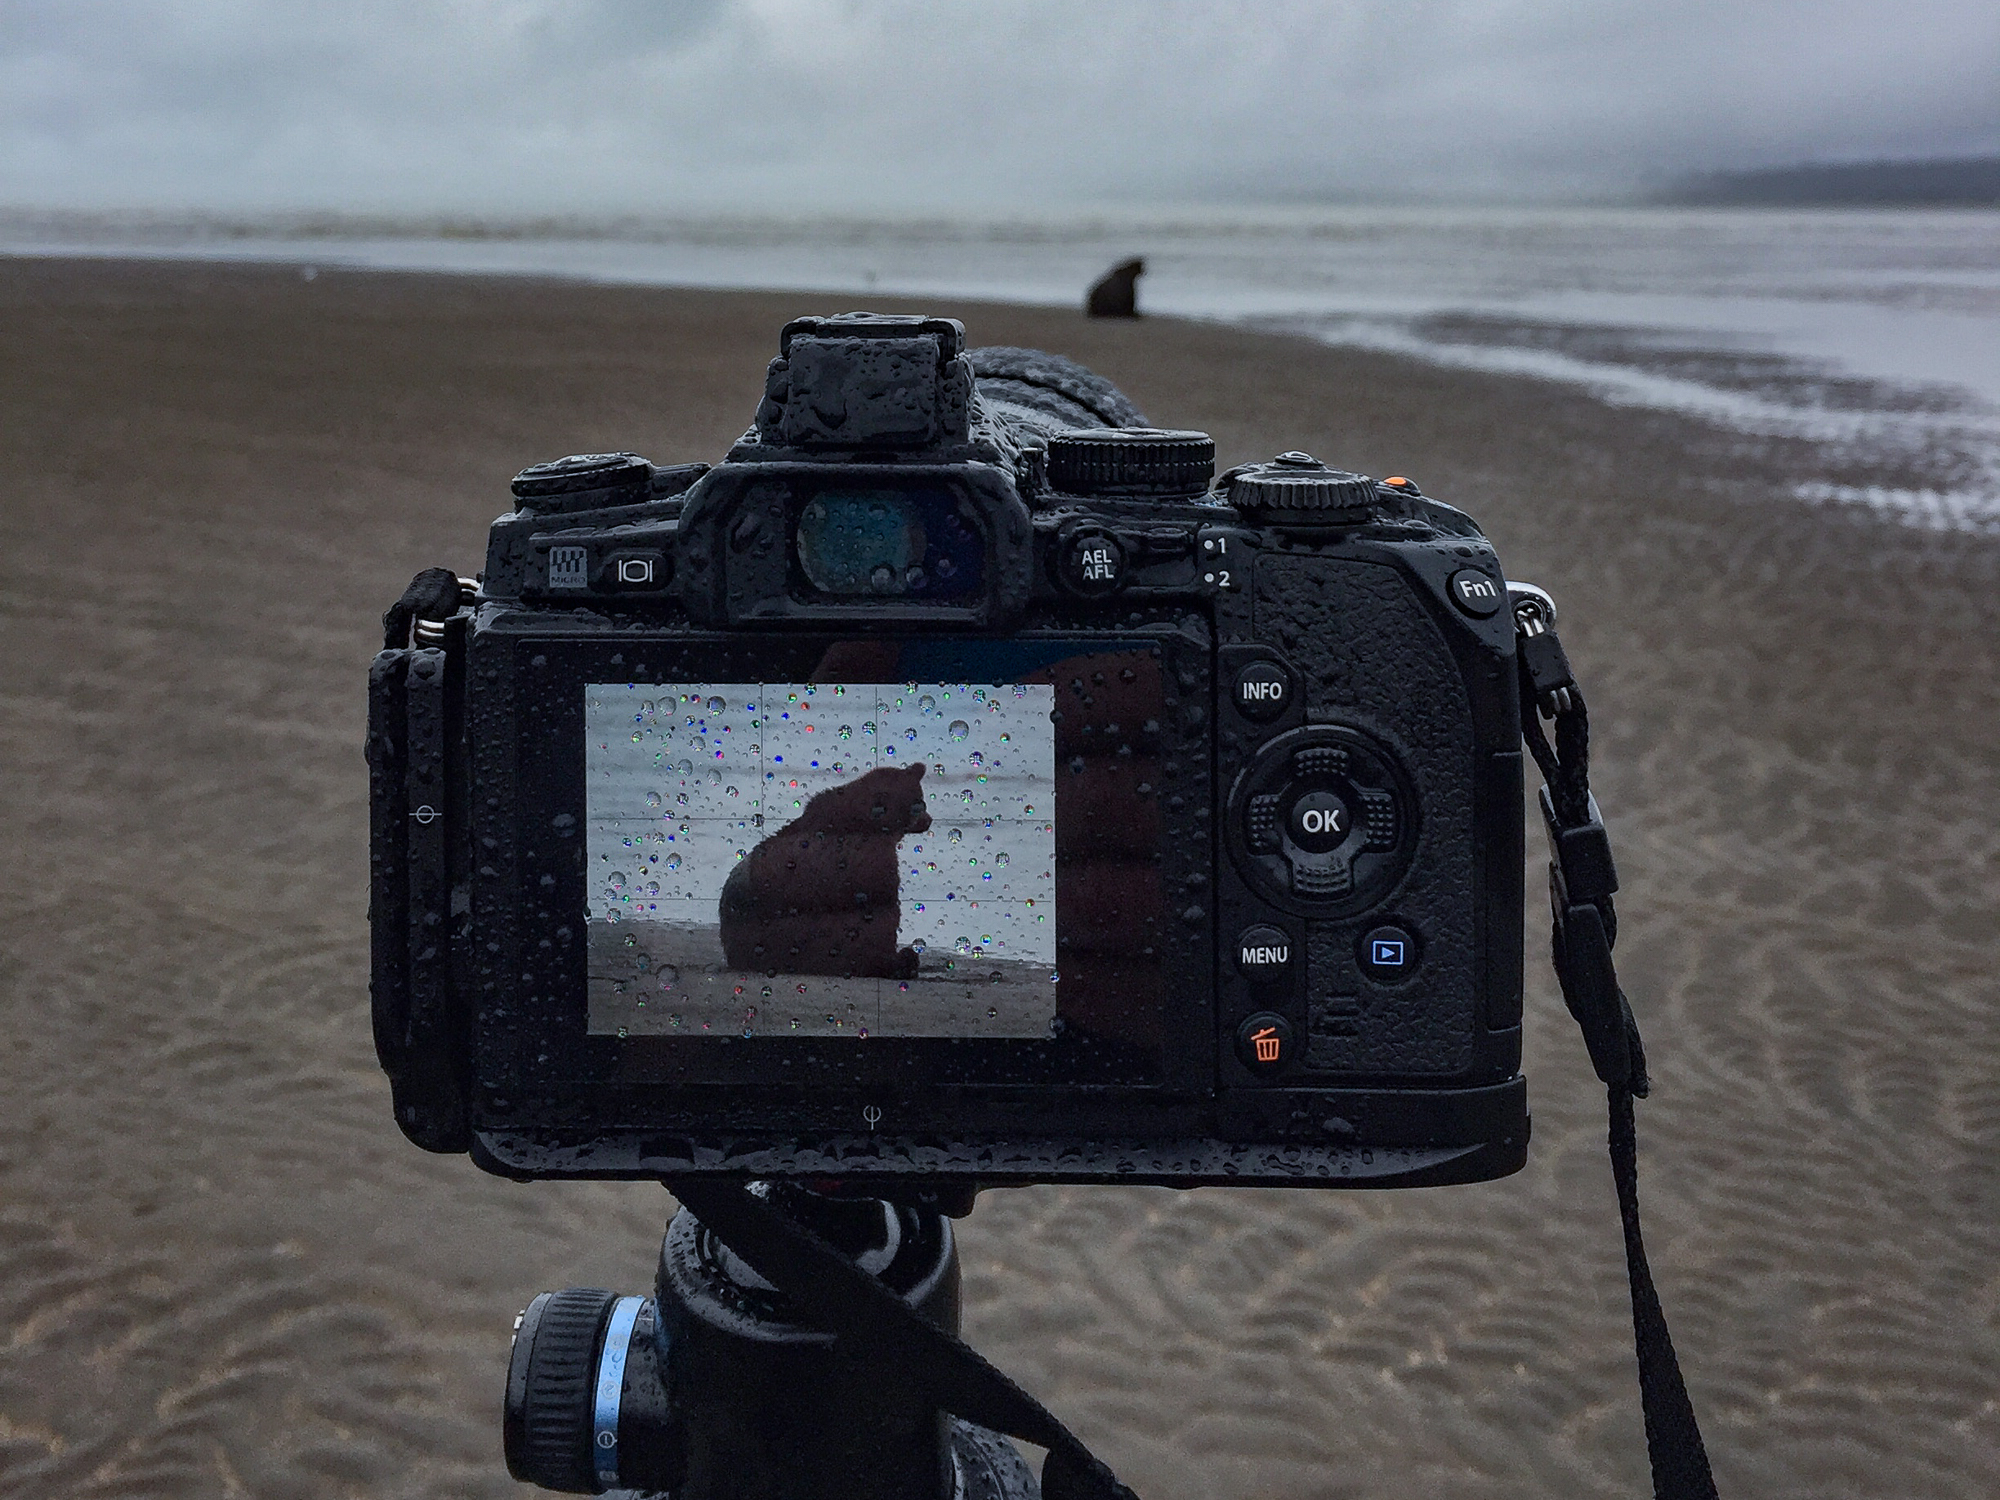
[1515,595,1720,1500]
[671,605,1719,1500]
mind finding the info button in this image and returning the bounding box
[1232,660,1292,722]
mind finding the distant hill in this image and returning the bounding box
[1663,156,2000,207]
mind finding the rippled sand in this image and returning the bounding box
[1,258,1994,1498]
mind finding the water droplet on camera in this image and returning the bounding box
[948,719,969,740]
[706,695,724,713]
[645,791,662,808]
[608,872,627,890]
[870,564,895,591]
[665,853,681,871]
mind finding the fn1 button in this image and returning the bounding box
[1233,660,1292,721]
[1234,924,1293,981]
[1235,1012,1294,1071]
[1447,568,1504,617]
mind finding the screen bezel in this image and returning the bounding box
[470,627,1215,1139]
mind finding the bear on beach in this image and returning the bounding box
[718,762,931,978]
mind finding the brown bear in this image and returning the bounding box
[718,762,931,978]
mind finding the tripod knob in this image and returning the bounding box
[506,1288,675,1494]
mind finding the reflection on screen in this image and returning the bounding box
[584,682,1057,1039]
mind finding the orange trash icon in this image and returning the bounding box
[1251,1026,1282,1063]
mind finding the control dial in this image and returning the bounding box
[1223,451,1377,519]
[1227,725,1416,914]
[1045,428,1216,497]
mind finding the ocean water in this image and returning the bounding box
[7,206,1999,536]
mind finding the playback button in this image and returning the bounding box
[1359,924,1419,980]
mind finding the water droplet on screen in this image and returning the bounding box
[630,731,643,743]
[706,695,724,713]
[623,933,637,947]
[678,759,694,776]
[726,786,739,797]
[645,791,662,808]
[969,751,983,767]
[608,872,627,890]
[660,965,679,988]
[665,852,682,871]
[996,852,1010,866]
[839,724,852,739]
[919,695,937,714]
[948,719,969,740]
[640,699,655,713]
[709,768,722,784]
[606,909,620,924]
[948,827,962,844]
[870,564,895,591]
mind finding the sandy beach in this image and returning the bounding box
[1,256,1995,1498]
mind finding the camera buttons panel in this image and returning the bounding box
[1226,725,1417,916]
[1232,659,1293,721]
[1057,529,1125,596]
[1234,924,1295,981]
[1359,923,1420,980]
[1234,1012,1295,1072]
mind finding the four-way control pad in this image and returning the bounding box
[1227,725,1417,915]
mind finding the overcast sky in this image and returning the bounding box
[3,0,1997,214]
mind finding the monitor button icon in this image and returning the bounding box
[1358,924,1418,980]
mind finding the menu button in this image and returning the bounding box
[1235,924,1294,980]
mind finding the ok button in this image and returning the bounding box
[1288,790,1351,852]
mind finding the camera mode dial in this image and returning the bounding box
[1224,452,1377,519]
[511,452,654,514]
[1046,428,1216,497]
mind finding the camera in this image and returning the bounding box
[368,311,1529,1188]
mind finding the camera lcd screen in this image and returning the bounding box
[586,681,1059,1040]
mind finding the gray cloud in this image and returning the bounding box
[2,0,1995,211]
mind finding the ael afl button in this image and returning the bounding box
[1234,924,1294,981]
[1235,1012,1294,1071]
[1447,568,1504,617]
[1059,530,1125,596]
[1232,660,1292,722]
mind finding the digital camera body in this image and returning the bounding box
[368,312,1528,1189]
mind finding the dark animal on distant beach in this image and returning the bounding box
[718,763,931,977]
[1086,257,1144,317]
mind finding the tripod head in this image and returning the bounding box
[504,1182,1037,1499]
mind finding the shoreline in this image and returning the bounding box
[2,256,1995,1499]
[7,216,2000,539]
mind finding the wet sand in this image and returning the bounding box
[1,257,1995,1498]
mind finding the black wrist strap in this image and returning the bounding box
[1517,596,1719,1500]
[668,606,1720,1500]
